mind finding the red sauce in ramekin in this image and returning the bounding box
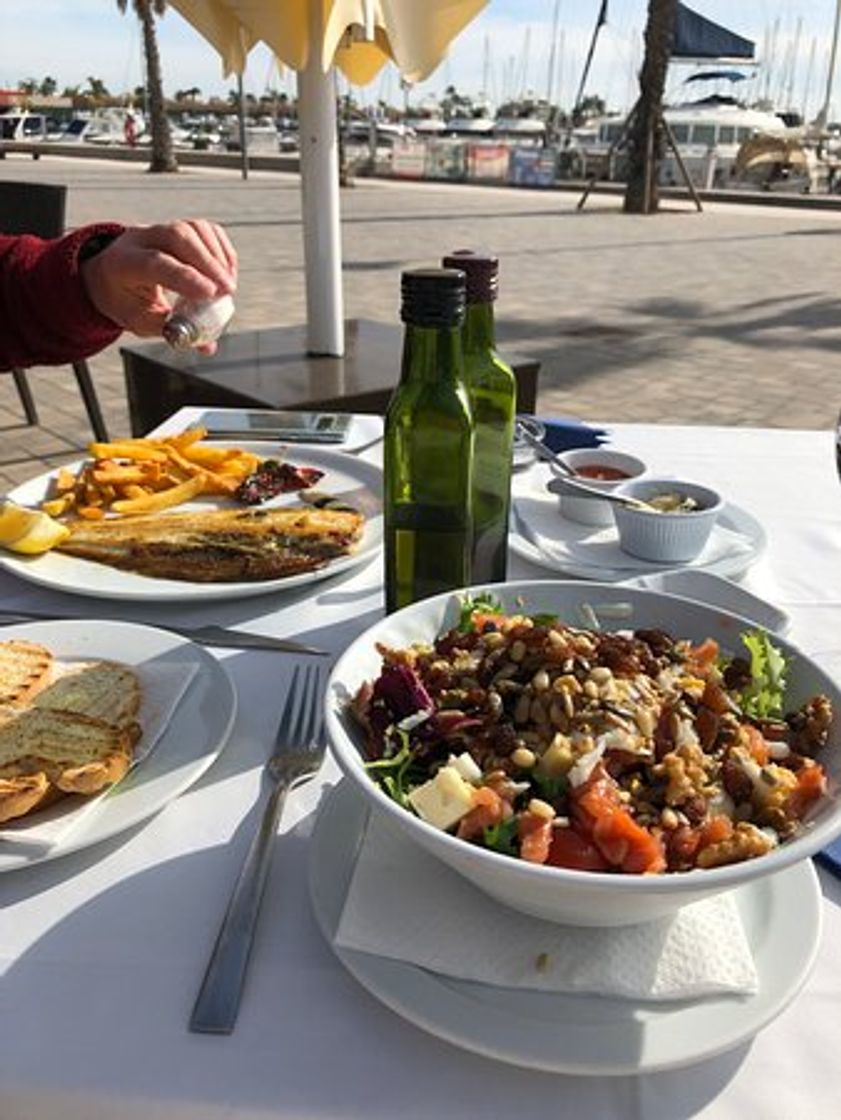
[574,465,631,481]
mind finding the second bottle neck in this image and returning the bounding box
[462,301,496,357]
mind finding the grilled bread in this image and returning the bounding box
[0,657,141,825]
[58,506,366,582]
[0,640,54,707]
[32,659,141,743]
[0,707,135,822]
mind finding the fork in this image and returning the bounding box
[189,664,325,1034]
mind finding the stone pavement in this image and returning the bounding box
[3,154,841,490]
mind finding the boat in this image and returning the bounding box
[0,110,47,142]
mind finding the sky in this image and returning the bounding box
[2,1,841,119]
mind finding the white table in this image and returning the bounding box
[2,416,840,1120]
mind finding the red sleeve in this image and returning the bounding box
[0,222,125,371]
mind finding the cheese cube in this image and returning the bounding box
[408,766,476,831]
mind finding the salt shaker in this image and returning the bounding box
[162,294,235,351]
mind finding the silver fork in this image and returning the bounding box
[189,664,325,1034]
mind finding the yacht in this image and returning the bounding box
[573,98,788,187]
[0,110,47,141]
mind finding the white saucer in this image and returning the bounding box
[510,465,766,582]
[308,780,822,1076]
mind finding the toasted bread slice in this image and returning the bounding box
[32,659,141,744]
[0,706,134,823]
[0,639,54,707]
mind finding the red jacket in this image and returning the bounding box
[0,223,124,371]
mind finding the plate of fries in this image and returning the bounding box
[0,430,383,602]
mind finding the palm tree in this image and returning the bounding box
[117,0,177,172]
[85,76,110,100]
[624,0,677,214]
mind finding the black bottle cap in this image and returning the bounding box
[401,268,466,328]
[441,250,499,303]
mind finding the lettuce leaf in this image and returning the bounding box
[738,629,789,719]
[456,590,504,632]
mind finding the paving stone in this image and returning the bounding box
[1,154,840,490]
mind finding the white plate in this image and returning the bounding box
[0,619,236,872]
[510,464,766,582]
[625,570,791,635]
[309,780,822,1076]
[0,445,383,602]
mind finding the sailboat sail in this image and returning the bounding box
[671,3,754,61]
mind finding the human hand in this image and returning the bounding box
[81,220,238,352]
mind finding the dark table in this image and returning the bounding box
[121,318,541,436]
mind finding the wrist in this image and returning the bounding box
[76,224,125,325]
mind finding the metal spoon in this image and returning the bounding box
[514,420,653,511]
[546,475,655,512]
[514,420,576,477]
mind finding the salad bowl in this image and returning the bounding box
[325,580,841,927]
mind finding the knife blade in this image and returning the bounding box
[0,609,327,656]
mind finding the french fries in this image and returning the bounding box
[41,427,264,520]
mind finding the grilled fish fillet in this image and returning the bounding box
[57,506,365,582]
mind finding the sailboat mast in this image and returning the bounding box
[546,0,561,106]
[803,35,817,122]
[573,1,608,115]
[817,0,841,127]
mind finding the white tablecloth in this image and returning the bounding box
[2,416,840,1120]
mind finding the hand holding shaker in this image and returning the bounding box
[163,294,235,351]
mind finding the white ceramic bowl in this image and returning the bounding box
[326,580,841,927]
[613,478,723,563]
[548,448,647,526]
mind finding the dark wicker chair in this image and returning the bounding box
[0,180,109,441]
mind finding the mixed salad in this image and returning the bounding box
[351,595,833,875]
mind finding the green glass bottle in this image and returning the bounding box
[442,251,516,584]
[384,269,474,613]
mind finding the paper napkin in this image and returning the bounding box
[0,659,198,848]
[336,811,759,1002]
[541,417,608,453]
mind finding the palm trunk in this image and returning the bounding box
[624,0,676,213]
[139,2,177,173]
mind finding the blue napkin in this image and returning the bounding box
[541,416,608,453]
[816,835,841,879]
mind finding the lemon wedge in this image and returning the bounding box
[0,501,70,555]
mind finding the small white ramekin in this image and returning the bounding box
[547,448,648,526]
[612,477,724,563]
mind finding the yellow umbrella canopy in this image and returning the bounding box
[172,1,486,83]
[169,1,487,355]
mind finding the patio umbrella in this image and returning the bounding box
[169,1,487,356]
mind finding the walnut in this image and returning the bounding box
[696,822,775,868]
[654,742,709,806]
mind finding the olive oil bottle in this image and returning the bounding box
[442,251,516,583]
[384,269,474,613]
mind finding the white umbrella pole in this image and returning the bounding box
[297,57,345,356]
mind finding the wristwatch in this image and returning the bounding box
[77,229,122,262]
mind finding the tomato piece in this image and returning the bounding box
[518,811,553,864]
[686,638,719,674]
[742,724,770,765]
[472,612,506,633]
[698,814,733,849]
[547,826,611,871]
[571,769,666,874]
[592,811,667,874]
[788,763,828,818]
[456,786,504,841]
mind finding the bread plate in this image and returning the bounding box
[0,619,236,871]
